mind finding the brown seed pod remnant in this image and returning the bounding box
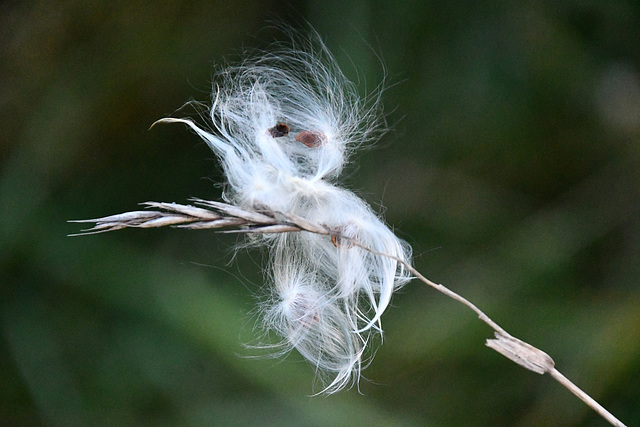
[296,130,327,148]
[268,123,290,138]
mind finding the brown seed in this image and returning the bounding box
[268,123,290,138]
[331,235,339,247]
[296,130,327,148]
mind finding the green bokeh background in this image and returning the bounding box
[2,1,639,425]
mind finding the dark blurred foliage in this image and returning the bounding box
[2,1,639,426]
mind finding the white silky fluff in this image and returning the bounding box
[166,34,412,393]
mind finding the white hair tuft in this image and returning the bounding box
[160,30,411,393]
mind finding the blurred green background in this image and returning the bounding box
[2,1,639,426]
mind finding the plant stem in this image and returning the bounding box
[354,242,626,427]
[71,201,627,426]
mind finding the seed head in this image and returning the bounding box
[153,30,411,393]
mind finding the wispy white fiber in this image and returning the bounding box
[160,31,411,393]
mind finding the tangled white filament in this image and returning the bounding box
[160,34,412,393]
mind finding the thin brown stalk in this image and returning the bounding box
[354,242,625,427]
[70,200,627,426]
